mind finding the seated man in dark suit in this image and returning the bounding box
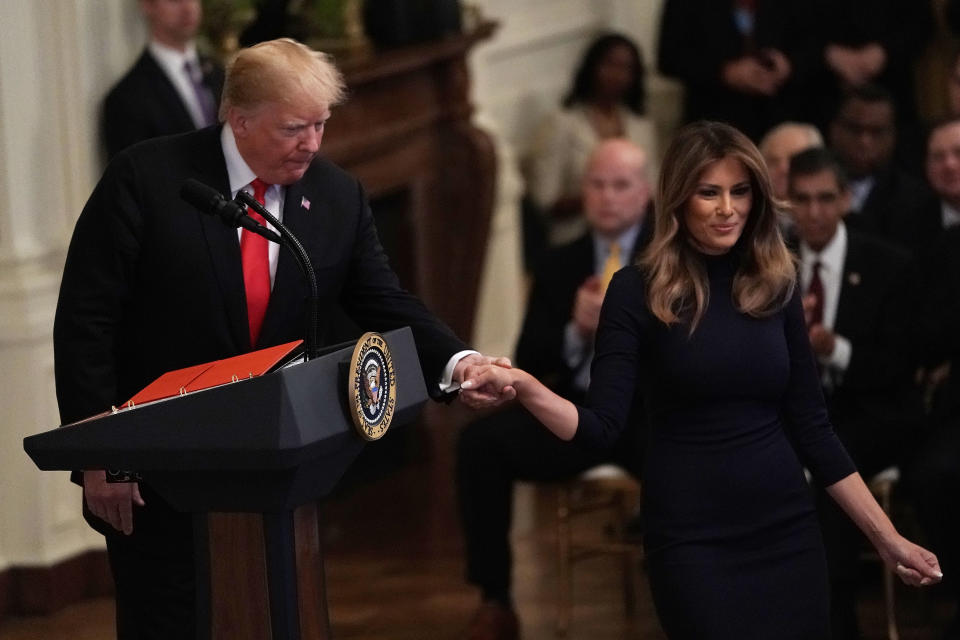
[828,84,936,256]
[102,0,224,159]
[921,118,960,244]
[56,38,508,640]
[909,224,960,640]
[788,147,922,639]
[457,139,651,640]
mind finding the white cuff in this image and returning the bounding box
[823,335,852,372]
[438,349,481,393]
[563,321,588,369]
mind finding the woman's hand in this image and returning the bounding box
[460,364,523,402]
[877,533,942,587]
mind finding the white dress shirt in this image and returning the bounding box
[847,176,875,214]
[220,124,474,390]
[799,222,852,375]
[941,200,960,229]
[148,40,210,129]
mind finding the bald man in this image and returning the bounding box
[457,140,652,640]
[760,121,823,201]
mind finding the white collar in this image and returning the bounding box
[593,223,641,261]
[800,221,847,272]
[148,39,199,73]
[220,123,259,196]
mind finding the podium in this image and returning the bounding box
[23,327,428,640]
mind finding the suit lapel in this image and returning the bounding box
[257,178,324,347]
[834,235,863,337]
[140,52,195,132]
[190,128,250,352]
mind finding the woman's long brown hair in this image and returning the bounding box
[641,121,796,333]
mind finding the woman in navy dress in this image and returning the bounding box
[462,121,942,638]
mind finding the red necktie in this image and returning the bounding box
[806,260,824,327]
[241,178,271,346]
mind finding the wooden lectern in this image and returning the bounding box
[24,328,428,640]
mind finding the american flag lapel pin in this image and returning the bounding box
[301,196,311,210]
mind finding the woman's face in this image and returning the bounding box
[683,155,753,255]
[593,44,636,101]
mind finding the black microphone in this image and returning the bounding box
[180,179,281,243]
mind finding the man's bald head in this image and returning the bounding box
[759,122,824,200]
[582,139,651,238]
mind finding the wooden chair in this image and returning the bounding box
[866,466,901,640]
[555,464,642,636]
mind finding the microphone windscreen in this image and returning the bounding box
[180,179,223,213]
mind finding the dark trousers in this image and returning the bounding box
[456,405,638,602]
[102,485,197,640]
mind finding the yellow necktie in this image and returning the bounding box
[600,243,621,291]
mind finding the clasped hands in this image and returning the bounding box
[454,353,517,409]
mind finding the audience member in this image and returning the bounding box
[102,0,224,159]
[524,33,656,251]
[828,84,935,254]
[909,222,960,640]
[457,139,652,640]
[920,118,960,244]
[807,0,932,129]
[759,121,824,200]
[657,0,813,141]
[787,147,922,639]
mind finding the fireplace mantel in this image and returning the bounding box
[322,22,498,341]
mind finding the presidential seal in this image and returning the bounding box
[348,332,397,441]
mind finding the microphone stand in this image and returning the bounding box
[235,190,321,361]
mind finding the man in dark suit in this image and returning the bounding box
[457,139,651,640]
[788,147,921,639]
[657,0,817,141]
[56,38,507,640]
[103,0,224,159]
[828,84,936,256]
[919,118,960,246]
[909,224,960,640]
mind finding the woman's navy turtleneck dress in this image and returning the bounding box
[574,252,856,639]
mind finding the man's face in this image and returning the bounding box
[761,128,817,200]
[829,99,895,178]
[789,169,849,252]
[141,0,201,47]
[582,150,649,238]
[927,122,960,205]
[230,97,331,186]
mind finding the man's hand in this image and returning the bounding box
[573,276,605,338]
[761,48,792,85]
[826,43,887,87]
[454,353,515,409]
[721,57,780,96]
[808,324,837,357]
[83,469,145,535]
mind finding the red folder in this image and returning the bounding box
[125,340,304,408]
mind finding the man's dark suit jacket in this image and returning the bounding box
[843,166,936,257]
[54,125,467,541]
[102,49,224,160]
[803,229,921,473]
[657,0,818,140]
